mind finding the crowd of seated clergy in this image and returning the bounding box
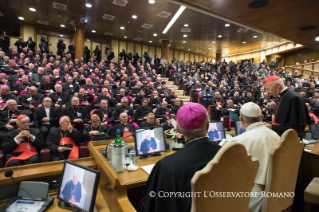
[0,43,316,168]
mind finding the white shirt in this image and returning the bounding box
[44,107,50,125]
[228,122,279,185]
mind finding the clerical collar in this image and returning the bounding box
[121,122,127,126]
[184,136,208,147]
[278,87,288,98]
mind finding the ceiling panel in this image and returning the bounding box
[0,0,288,57]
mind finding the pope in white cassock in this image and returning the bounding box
[228,102,279,212]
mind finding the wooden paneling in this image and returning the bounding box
[93,42,102,58]
[174,51,179,60]
[22,26,35,41]
[135,44,142,59]
[185,53,190,62]
[149,46,155,57]
[142,45,149,57]
[228,52,261,63]
[281,48,319,66]
[119,41,126,54]
[195,54,199,62]
[84,41,92,58]
[102,44,109,60]
[190,54,194,62]
[156,47,162,58]
[127,43,135,55]
[179,52,185,61]
[111,40,119,63]
[169,50,173,63]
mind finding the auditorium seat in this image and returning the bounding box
[29,123,35,128]
[304,178,319,207]
[190,89,195,102]
[207,105,215,120]
[221,116,229,129]
[135,119,144,126]
[93,104,100,109]
[198,96,203,105]
[150,104,157,110]
[17,105,23,110]
[167,104,172,109]
[178,79,182,90]
[133,104,139,110]
[183,84,188,96]
[79,143,89,158]
[114,120,120,125]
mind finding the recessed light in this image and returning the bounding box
[242,41,246,44]
[235,48,238,50]
[149,41,152,43]
[183,41,186,43]
[29,8,36,12]
[208,47,211,49]
[225,24,230,27]
[184,24,189,27]
[218,35,222,38]
[60,35,63,37]
[169,44,171,46]
[188,49,191,51]
[86,39,90,41]
[124,36,127,39]
[315,36,319,41]
[85,3,92,8]
[149,0,155,4]
[253,35,258,38]
[60,24,65,27]
[92,30,96,33]
[153,33,157,36]
[18,17,24,20]
[212,41,216,43]
[183,34,187,37]
[120,26,125,30]
[132,15,137,19]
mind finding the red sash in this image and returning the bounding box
[216,101,222,105]
[309,112,319,124]
[123,132,133,138]
[5,143,37,167]
[59,137,79,159]
[272,115,280,126]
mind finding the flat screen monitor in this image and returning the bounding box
[208,121,224,131]
[207,129,225,142]
[310,124,319,139]
[134,126,166,156]
[235,121,246,136]
[57,160,100,212]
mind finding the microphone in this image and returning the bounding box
[121,126,154,139]
[4,170,16,198]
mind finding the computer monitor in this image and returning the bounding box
[207,129,225,142]
[235,121,246,136]
[134,126,166,156]
[57,160,100,212]
[310,124,319,139]
[208,121,224,131]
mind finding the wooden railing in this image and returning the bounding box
[276,61,319,78]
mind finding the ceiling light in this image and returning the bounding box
[242,41,246,44]
[183,41,186,43]
[253,35,258,38]
[225,24,230,27]
[183,34,187,37]
[60,24,65,27]
[86,39,90,41]
[60,35,63,37]
[120,26,125,30]
[149,0,155,4]
[212,41,216,43]
[218,35,222,38]
[85,3,92,8]
[18,17,24,20]
[124,36,127,39]
[132,15,137,19]
[315,36,319,41]
[92,30,96,33]
[149,41,152,43]
[153,33,157,36]
[169,44,170,46]
[208,47,211,49]
[184,24,189,27]
[188,49,191,51]
[162,6,186,34]
[29,8,36,12]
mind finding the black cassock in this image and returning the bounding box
[138,137,220,212]
[272,89,311,137]
[47,127,81,161]
[62,180,82,203]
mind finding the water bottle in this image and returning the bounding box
[109,129,125,173]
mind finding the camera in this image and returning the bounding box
[40,37,46,42]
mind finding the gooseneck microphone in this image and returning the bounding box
[4,170,16,198]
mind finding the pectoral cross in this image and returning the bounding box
[62,139,65,145]
[27,144,30,151]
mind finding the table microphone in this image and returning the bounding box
[4,170,16,198]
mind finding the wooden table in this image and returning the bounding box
[88,139,176,212]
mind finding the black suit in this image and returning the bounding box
[2,128,44,167]
[111,123,135,138]
[20,94,44,117]
[62,82,79,95]
[33,106,61,138]
[0,110,25,144]
[93,108,115,123]
[113,105,135,121]
[49,92,71,108]
[135,106,152,119]
[38,82,55,95]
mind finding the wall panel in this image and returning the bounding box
[149,46,155,57]
[190,54,194,62]
[102,44,109,60]
[174,51,179,60]
[92,42,102,58]
[127,43,134,55]
[23,26,35,41]
[184,53,189,62]
[135,44,142,60]
[179,52,184,61]
[111,40,119,63]
[169,50,173,63]
[156,47,162,58]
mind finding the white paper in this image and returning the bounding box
[171,118,176,128]
[141,164,155,175]
[302,139,318,144]
[6,200,45,212]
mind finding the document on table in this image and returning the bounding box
[141,164,155,175]
[6,200,45,212]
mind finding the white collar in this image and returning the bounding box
[246,122,264,132]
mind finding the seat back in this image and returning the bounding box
[261,129,304,212]
[191,142,259,212]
